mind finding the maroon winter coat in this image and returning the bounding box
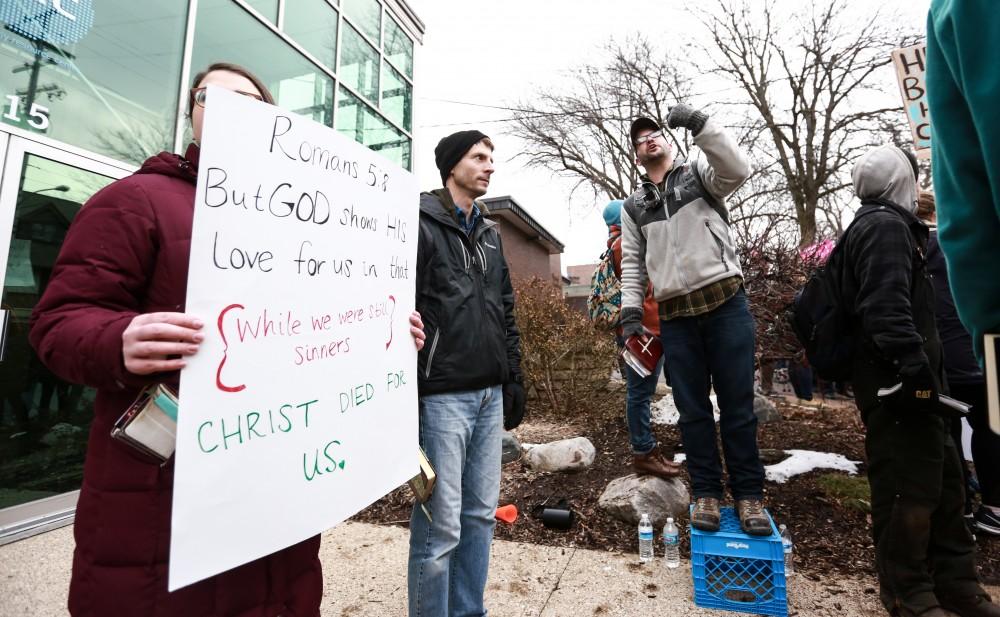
[29,145,323,617]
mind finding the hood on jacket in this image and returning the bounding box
[603,200,623,227]
[851,145,918,214]
[134,143,200,184]
[419,188,496,233]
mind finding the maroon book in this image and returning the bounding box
[622,333,663,377]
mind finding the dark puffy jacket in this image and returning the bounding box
[29,145,322,617]
[927,230,982,385]
[415,189,521,395]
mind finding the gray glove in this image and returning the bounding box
[667,104,708,135]
[619,306,644,338]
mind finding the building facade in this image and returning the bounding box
[480,195,563,283]
[563,262,598,314]
[0,0,423,543]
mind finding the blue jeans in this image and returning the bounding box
[625,354,666,455]
[789,364,814,400]
[659,289,764,500]
[408,386,502,617]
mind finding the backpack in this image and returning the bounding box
[789,208,885,380]
[587,248,622,330]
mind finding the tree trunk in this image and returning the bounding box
[798,207,817,248]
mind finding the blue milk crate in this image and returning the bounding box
[689,506,788,617]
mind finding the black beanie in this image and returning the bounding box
[435,130,489,184]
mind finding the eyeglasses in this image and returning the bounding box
[189,87,263,108]
[634,129,664,147]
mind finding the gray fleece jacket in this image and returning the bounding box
[620,118,750,311]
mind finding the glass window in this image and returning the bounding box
[342,0,380,45]
[339,24,378,103]
[283,0,338,71]
[0,154,116,510]
[192,0,335,127]
[337,86,410,169]
[0,1,187,165]
[381,60,410,132]
[383,15,412,79]
[244,0,279,23]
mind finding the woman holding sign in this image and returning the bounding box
[29,62,425,617]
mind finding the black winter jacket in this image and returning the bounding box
[927,230,982,385]
[415,189,522,395]
[842,199,944,412]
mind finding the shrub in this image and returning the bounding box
[739,234,812,361]
[512,276,618,415]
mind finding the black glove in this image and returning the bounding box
[619,306,644,338]
[897,362,941,414]
[503,381,526,430]
[666,103,709,135]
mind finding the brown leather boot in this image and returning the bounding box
[736,498,772,536]
[691,497,721,532]
[632,449,682,480]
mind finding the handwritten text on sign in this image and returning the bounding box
[892,44,930,154]
[170,87,419,591]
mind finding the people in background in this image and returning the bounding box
[841,145,997,617]
[603,199,681,480]
[917,190,1000,539]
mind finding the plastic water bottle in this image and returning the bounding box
[662,517,680,568]
[779,524,794,575]
[638,513,654,562]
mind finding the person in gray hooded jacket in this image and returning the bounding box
[841,144,999,617]
[619,105,769,536]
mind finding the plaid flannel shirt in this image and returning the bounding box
[658,275,742,321]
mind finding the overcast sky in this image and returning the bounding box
[405,0,930,272]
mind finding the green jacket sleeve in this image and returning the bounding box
[926,0,1000,359]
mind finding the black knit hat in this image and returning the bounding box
[435,130,490,184]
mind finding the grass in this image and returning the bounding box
[817,473,871,513]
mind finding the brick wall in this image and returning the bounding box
[492,218,560,283]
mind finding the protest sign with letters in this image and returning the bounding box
[892,43,931,157]
[169,86,419,590]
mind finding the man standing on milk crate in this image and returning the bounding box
[619,104,769,536]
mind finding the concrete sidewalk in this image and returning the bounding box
[2,520,994,616]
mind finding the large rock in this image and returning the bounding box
[598,474,690,527]
[501,431,522,464]
[753,394,782,424]
[40,422,83,447]
[523,437,595,472]
[758,448,790,466]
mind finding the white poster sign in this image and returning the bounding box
[892,43,931,156]
[170,87,419,590]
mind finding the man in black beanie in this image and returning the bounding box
[408,130,525,617]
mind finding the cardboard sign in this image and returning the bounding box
[892,44,931,155]
[169,87,419,590]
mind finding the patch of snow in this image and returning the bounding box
[664,447,857,485]
[765,449,859,484]
[651,393,719,426]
